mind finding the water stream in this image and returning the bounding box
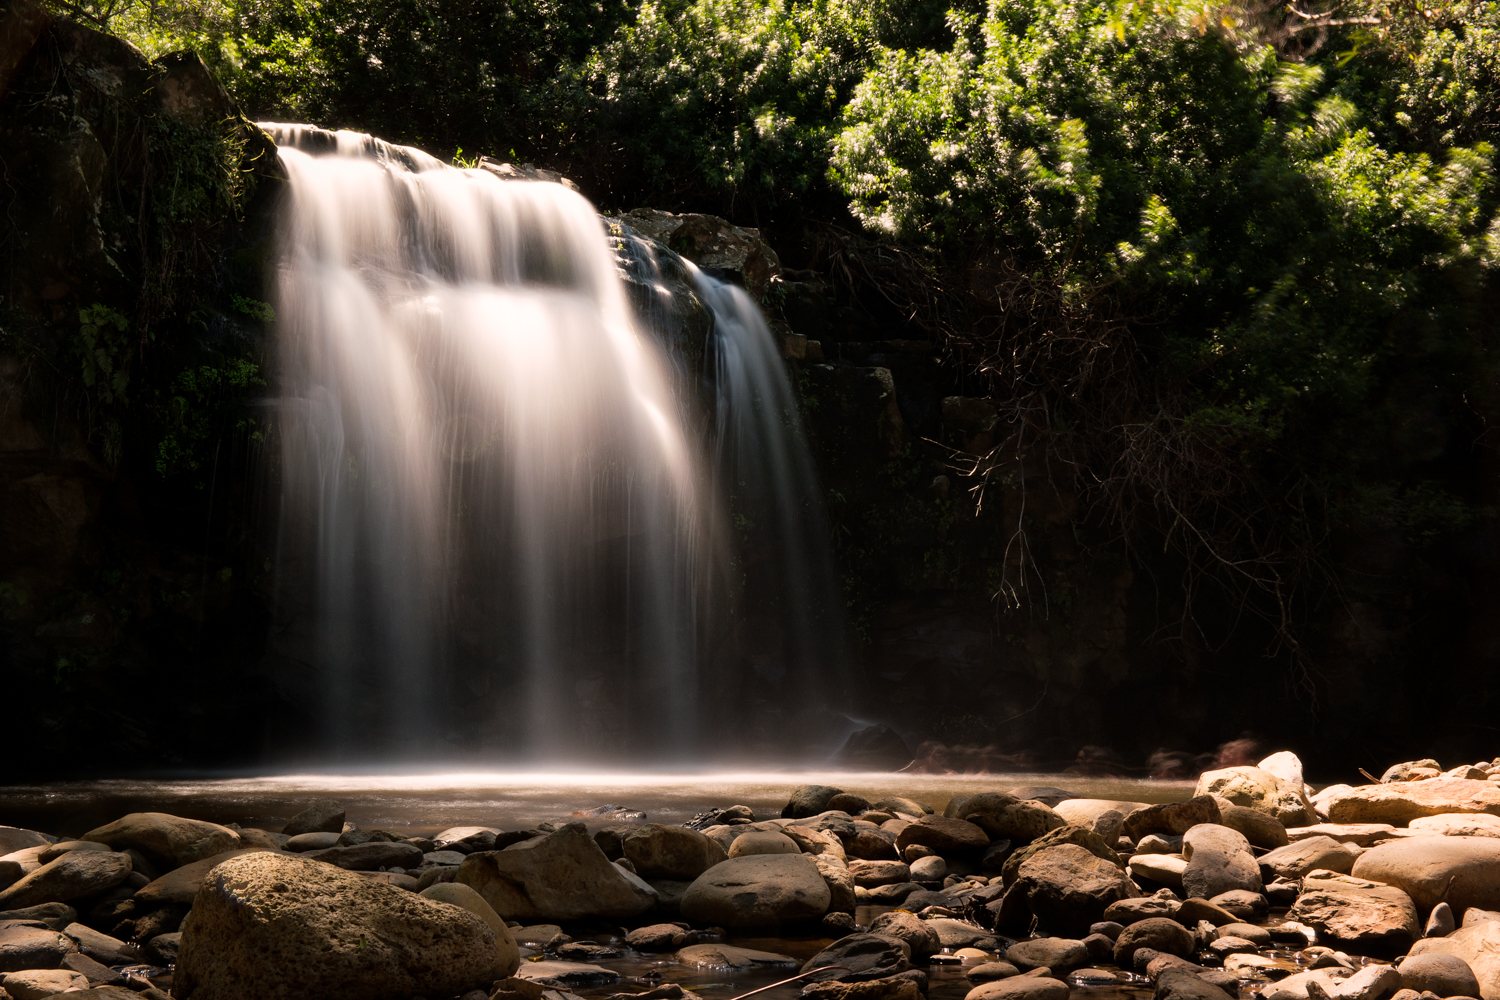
[259,126,847,764]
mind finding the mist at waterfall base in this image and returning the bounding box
[259,125,851,767]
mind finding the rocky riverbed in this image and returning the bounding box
[5,752,1500,1000]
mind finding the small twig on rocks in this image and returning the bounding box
[1358,767,1379,783]
[730,967,852,1000]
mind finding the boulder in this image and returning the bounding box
[925,918,1000,949]
[624,825,725,878]
[803,976,922,1000]
[1155,969,1236,1000]
[62,922,138,965]
[801,934,912,981]
[1352,836,1500,915]
[1262,969,1344,1000]
[420,882,520,978]
[849,861,912,888]
[305,842,425,872]
[282,801,346,837]
[1211,889,1268,921]
[785,786,845,819]
[286,832,341,852]
[1258,752,1307,787]
[627,924,689,951]
[0,830,51,855]
[1181,824,1262,898]
[868,911,939,957]
[1410,919,1500,1000]
[174,852,502,1000]
[677,944,797,969]
[895,816,989,855]
[1196,767,1315,826]
[682,854,831,927]
[1105,897,1181,924]
[1054,800,1152,828]
[1218,804,1290,849]
[513,960,621,986]
[1409,814,1500,838]
[1177,897,1240,926]
[36,841,110,865]
[727,831,800,860]
[964,976,1069,1000]
[1015,844,1139,936]
[1260,836,1359,880]
[1288,872,1421,951]
[457,824,656,922]
[1005,938,1089,974]
[1130,854,1188,889]
[81,813,239,870]
[0,969,88,998]
[875,798,932,817]
[911,856,947,880]
[1000,826,1121,886]
[0,851,132,909]
[1123,798,1222,841]
[0,904,75,931]
[1288,824,1403,847]
[968,963,1021,983]
[814,856,857,913]
[948,795,1064,844]
[1113,918,1195,965]
[1317,781,1500,825]
[0,921,77,972]
[1397,954,1481,997]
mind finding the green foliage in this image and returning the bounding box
[153,358,265,481]
[76,304,134,406]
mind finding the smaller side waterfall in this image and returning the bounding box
[694,267,850,736]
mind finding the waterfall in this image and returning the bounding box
[262,124,845,763]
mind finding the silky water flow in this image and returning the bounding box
[262,125,847,764]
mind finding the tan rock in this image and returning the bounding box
[174,852,500,1000]
[82,812,239,869]
[1287,824,1400,847]
[1316,781,1500,825]
[1352,836,1500,913]
[457,824,656,922]
[728,831,800,859]
[1409,814,1500,838]
[1053,800,1152,827]
[1288,872,1421,949]
[420,882,520,978]
[0,968,88,999]
[681,854,831,926]
[1195,767,1315,826]
[1260,836,1360,879]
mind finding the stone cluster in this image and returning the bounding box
[6,752,1500,1000]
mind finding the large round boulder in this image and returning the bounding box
[1181,824,1262,899]
[1014,844,1138,936]
[801,933,912,981]
[948,794,1064,844]
[0,851,132,909]
[1259,836,1358,880]
[1398,953,1482,997]
[728,831,800,859]
[784,786,845,819]
[1112,917,1195,966]
[622,824,726,879]
[1352,836,1500,915]
[682,854,831,927]
[1410,919,1500,1000]
[420,882,520,978]
[457,824,657,922]
[81,813,239,870]
[1122,797,1222,841]
[1195,767,1315,826]
[894,816,989,855]
[174,852,502,1000]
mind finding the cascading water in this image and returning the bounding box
[263,124,846,763]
